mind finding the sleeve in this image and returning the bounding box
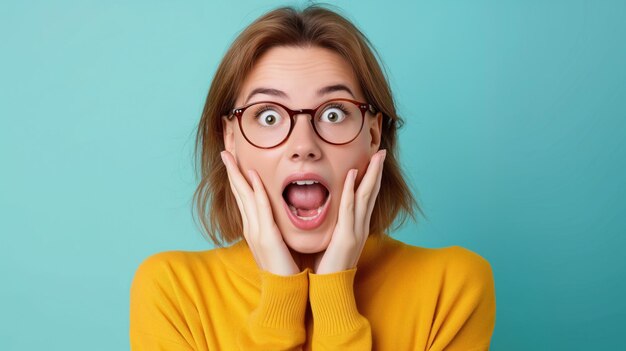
[427,247,497,351]
[236,269,309,350]
[308,269,372,350]
[129,252,197,350]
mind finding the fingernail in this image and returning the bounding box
[220,151,226,163]
[247,169,258,183]
[381,149,387,162]
[352,169,358,180]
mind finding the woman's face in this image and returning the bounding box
[224,46,381,254]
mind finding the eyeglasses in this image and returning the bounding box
[228,98,377,149]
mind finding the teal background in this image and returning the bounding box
[1,0,624,349]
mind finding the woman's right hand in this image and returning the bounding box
[220,150,300,276]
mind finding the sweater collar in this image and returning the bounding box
[215,234,398,287]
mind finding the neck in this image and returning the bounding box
[289,248,324,272]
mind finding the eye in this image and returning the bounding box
[255,108,283,127]
[319,105,347,123]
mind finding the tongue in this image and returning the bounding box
[285,183,327,213]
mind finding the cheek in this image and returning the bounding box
[234,130,263,169]
[330,147,373,188]
[351,136,376,169]
[233,141,281,189]
[237,152,272,179]
[354,152,374,185]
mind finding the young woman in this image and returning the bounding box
[130,5,495,350]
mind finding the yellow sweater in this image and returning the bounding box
[130,235,496,350]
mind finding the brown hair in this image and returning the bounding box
[194,5,420,246]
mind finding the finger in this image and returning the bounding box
[221,151,249,216]
[321,168,358,272]
[247,170,280,239]
[366,149,386,213]
[233,186,252,241]
[355,150,386,226]
[221,152,247,217]
[221,152,266,266]
[229,175,250,235]
[221,151,254,195]
[336,168,358,237]
[362,150,386,236]
[221,151,256,239]
[248,169,300,275]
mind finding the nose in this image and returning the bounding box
[286,114,322,161]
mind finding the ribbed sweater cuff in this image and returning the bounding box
[309,268,365,335]
[253,269,309,329]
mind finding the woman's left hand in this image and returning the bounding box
[314,149,386,274]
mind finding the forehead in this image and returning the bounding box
[237,46,363,106]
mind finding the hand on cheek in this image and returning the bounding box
[314,149,386,274]
[220,151,300,276]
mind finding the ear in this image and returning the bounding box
[369,112,383,154]
[222,116,236,157]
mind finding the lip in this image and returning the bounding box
[281,172,330,192]
[282,194,331,230]
[281,172,331,230]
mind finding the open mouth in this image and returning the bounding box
[282,180,330,219]
[281,178,331,229]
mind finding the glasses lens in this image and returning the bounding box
[241,103,290,148]
[314,100,363,144]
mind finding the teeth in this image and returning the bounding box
[291,180,319,185]
[288,205,324,221]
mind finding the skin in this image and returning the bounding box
[221,45,385,275]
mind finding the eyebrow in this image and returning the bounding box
[244,88,287,104]
[317,84,355,98]
[244,84,356,105]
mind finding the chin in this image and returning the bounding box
[281,228,333,254]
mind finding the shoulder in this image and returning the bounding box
[398,241,491,271]
[430,245,493,282]
[390,240,495,292]
[131,249,223,292]
[133,249,216,275]
[401,244,496,333]
[373,240,496,347]
[131,241,257,294]
[437,246,494,300]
